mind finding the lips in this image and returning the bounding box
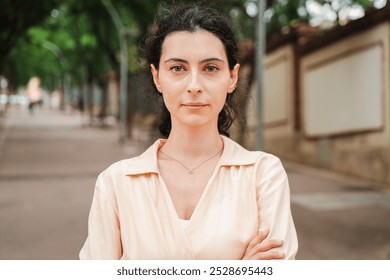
[182,102,208,107]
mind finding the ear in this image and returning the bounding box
[150,64,162,93]
[228,63,240,94]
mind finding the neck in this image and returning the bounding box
[161,123,223,161]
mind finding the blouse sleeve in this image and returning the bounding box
[255,154,298,260]
[79,173,122,259]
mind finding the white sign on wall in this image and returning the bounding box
[264,58,288,125]
[304,43,383,137]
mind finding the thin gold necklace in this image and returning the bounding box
[159,148,223,175]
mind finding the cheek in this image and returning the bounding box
[161,93,177,113]
[159,74,185,92]
[209,75,231,92]
[161,93,171,107]
[216,93,228,111]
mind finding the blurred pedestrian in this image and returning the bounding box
[26,77,42,114]
[80,2,298,260]
[78,95,85,113]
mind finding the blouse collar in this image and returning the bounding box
[124,135,259,176]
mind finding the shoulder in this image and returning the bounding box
[254,150,286,175]
[252,152,290,195]
[242,150,286,181]
[94,155,157,202]
[100,139,161,179]
[102,156,142,175]
[221,135,283,170]
[93,157,138,193]
[254,151,284,170]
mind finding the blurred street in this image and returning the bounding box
[0,108,389,260]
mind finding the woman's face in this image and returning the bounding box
[151,29,239,130]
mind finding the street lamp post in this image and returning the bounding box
[101,0,131,142]
[42,41,69,110]
[256,0,266,151]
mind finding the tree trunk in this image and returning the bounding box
[97,76,108,127]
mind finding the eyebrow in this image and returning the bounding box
[163,57,225,64]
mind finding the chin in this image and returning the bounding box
[179,116,218,129]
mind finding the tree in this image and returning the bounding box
[1,0,385,139]
[0,0,60,73]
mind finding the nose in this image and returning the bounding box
[186,71,203,94]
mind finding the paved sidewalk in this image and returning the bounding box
[286,162,390,259]
[0,108,138,259]
[0,108,389,259]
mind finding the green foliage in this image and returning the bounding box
[80,34,97,48]
[3,0,114,90]
[1,0,385,91]
[0,0,60,70]
[27,28,50,45]
[266,0,309,36]
[6,36,61,91]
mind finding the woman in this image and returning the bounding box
[80,3,298,260]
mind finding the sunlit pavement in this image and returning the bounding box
[0,107,389,260]
[0,107,140,259]
[286,162,390,259]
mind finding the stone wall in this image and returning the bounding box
[243,21,390,187]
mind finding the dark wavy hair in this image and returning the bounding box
[144,2,241,137]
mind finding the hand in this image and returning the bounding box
[242,229,285,260]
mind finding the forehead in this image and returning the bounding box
[160,30,227,61]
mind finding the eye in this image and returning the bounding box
[204,65,219,73]
[170,65,185,72]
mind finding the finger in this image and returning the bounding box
[243,230,270,258]
[245,239,284,259]
[246,229,270,251]
[251,250,285,260]
[253,239,284,253]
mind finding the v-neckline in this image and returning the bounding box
[157,156,223,228]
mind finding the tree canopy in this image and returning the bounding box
[0,0,386,91]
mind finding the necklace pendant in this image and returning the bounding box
[188,170,193,175]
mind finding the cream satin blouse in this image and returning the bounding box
[80,136,298,259]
